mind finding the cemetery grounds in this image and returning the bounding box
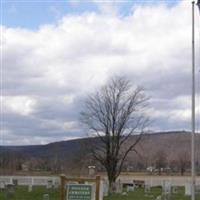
[0,186,200,200]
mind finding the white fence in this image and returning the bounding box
[1,175,199,187]
[111,175,200,187]
[1,175,200,193]
[0,176,60,186]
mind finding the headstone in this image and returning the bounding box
[144,180,151,193]
[126,184,134,192]
[155,195,162,200]
[0,181,5,190]
[196,185,200,194]
[54,180,59,189]
[6,184,15,198]
[172,186,178,193]
[28,184,33,192]
[12,179,18,187]
[46,180,53,189]
[162,181,171,200]
[145,184,151,193]
[102,181,108,197]
[88,166,96,177]
[115,180,122,193]
[185,182,192,196]
[43,194,49,200]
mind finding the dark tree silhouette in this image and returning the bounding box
[80,76,150,192]
[177,151,190,176]
[154,150,167,175]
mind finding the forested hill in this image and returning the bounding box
[0,131,200,174]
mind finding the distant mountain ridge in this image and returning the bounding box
[0,131,200,175]
[0,131,199,158]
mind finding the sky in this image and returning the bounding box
[1,0,200,145]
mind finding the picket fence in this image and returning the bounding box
[0,176,60,186]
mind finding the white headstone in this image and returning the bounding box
[145,184,150,193]
[0,181,5,189]
[162,180,171,200]
[144,180,151,193]
[6,184,15,198]
[54,180,59,189]
[43,194,49,200]
[102,181,108,197]
[185,182,192,196]
[195,184,200,193]
[28,184,32,192]
[28,184,33,192]
[155,195,162,200]
[127,184,135,192]
[162,181,171,195]
[115,180,122,193]
[172,186,178,193]
[88,166,96,177]
[12,179,18,186]
[46,180,53,189]
[122,192,127,195]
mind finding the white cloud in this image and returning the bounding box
[62,94,75,105]
[92,0,119,16]
[2,0,200,145]
[169,108,191,122]
[63,121,78,131]
[3,96,37,116]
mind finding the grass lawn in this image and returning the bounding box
[0,186,60,200]
[0,186,200,200]
[104,187,200,200]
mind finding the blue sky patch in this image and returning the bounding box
[2,0,181,29]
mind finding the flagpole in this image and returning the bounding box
[191,1,196,200]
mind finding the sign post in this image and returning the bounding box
[60,175,101,200]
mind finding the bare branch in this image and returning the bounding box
[80,76,150,190]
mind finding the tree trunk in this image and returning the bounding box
[181,167,185,176]
[107,171,117,194]
[158,168,162,176]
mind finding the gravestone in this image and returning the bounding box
[145,184,151,193]
[28,184,33,192]
[115,180,122,193]
[54,180,59,189]
[102,181,108,196]
[28,178,34,192]
[43,194,49,200]
[46,180,53,189]
[172,186,178,194]
[185,182,192,196]
[126,184,135,192]
[196,185,200,194]
[144,180,151,193]
[155,195,162,200]
[6,184,15,199]
[12,179,18,187]
[122,192,127,195]
[88,166,96,177]
[162,181,171,200]
[0,181,5,190]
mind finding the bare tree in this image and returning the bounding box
[80,76,149,192]
[177,151,190,176]
[154,150,167,175]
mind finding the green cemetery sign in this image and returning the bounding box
[66,184,92,200]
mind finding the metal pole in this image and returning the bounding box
[191,2,196,200]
